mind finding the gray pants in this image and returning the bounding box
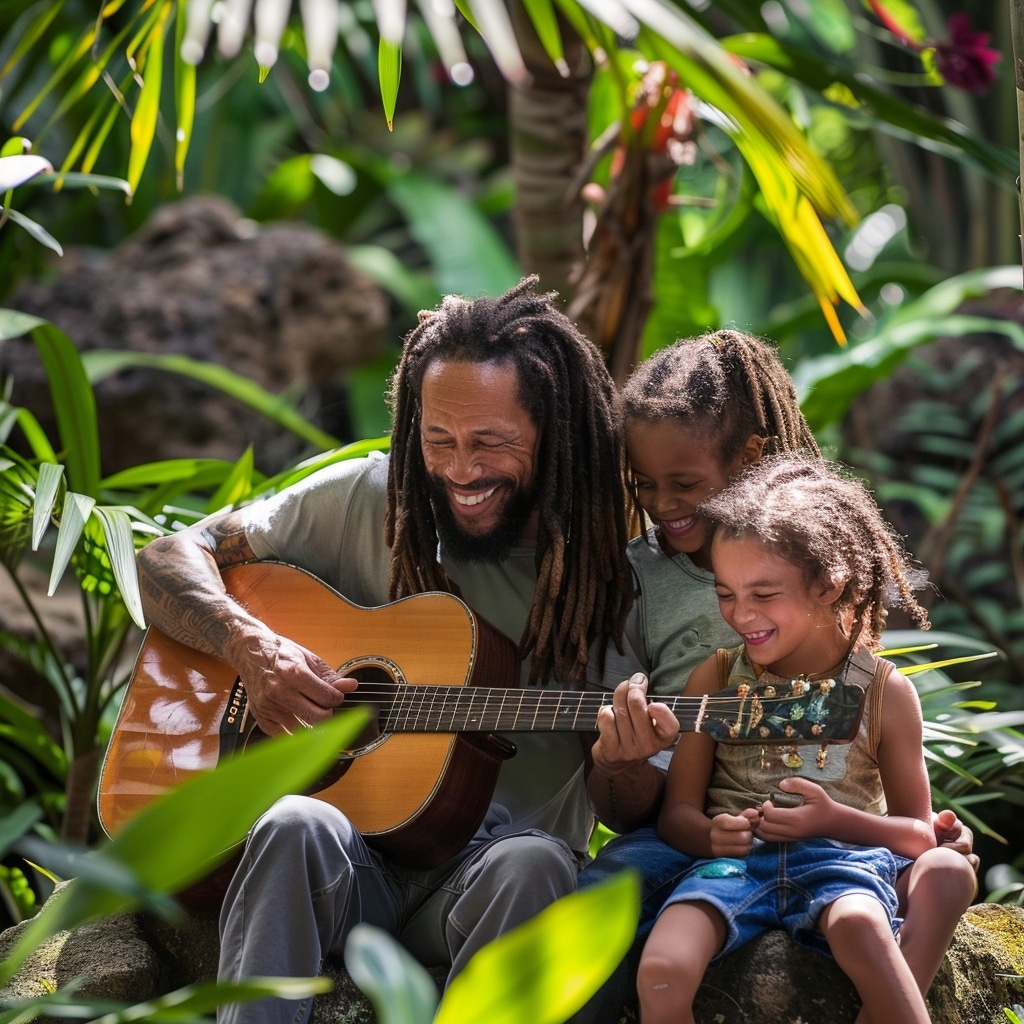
[217,795,580,1024]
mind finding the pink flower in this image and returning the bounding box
[934,13,1001,94]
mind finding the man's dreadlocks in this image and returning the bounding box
[385,276,634,687]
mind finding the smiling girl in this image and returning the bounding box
[636,456,977,1024]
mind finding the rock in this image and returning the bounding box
[2,194,390,476]
[3,890,1022,1024]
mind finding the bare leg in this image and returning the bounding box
[819,893,930,1024]
[895,845,978,995]
[637,901,725,1024]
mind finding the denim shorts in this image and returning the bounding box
[661,838,911,957]
[580,825,696,942]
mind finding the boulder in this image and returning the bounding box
[2,891,1022,1023]
[2,194,390,476]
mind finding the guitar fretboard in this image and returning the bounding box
[344,682,864,743]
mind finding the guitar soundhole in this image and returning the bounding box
[309,659,402,792]
[344,664,395,750]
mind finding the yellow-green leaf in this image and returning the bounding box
[128,6,172,199]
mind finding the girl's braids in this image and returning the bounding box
[385,276,634,686]
[619,329,820,462]
[701,455,930,650]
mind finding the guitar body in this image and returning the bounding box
[98,562,521,866]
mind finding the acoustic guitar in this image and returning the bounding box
[98,561,867,869]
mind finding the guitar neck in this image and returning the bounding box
[359,685,672,733]
[351,678,866,745]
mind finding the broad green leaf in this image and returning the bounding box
[91,507,145,628]
[434,870,640,1024]
[31,462,64,551]
[82,350,340,451]
[0,710,368,984]
[4,208,64,256]
[385,172,521,297]
[128,6,171,198]
[795,314,1024,432]
[259,437,391,494]
[48,492,96,597]
[345,926,439,1024]
[346,244,439,316]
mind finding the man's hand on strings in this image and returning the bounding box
[237,633,356,735]
[592,673,680,774]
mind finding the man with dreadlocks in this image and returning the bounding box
[135,276,640,1024]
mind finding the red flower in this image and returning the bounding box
[934,13,1001,94]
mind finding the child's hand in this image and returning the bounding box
[709,808,760,858]
[756,778,834,841]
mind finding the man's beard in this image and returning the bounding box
[426,473,537,563]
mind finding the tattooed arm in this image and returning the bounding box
[137,511,354,734]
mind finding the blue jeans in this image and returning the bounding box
[571,826,696,1024]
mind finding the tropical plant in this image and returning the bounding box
[0,710,640,1024]
[0,305,391,862]
[1,0,1015,377]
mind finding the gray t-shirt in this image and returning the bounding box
[589,529,739,769]
[241,451,602,855]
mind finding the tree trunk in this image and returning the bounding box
[507,1,591,301]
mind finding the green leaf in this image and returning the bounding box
[173,0,198,190]
[23,322,101,496]
[378,36,402,130]
[0,801,44,857]
[31,463,64,550]
[34,172,132,195]
[91,507,145,628]
[521,0,567,73]
[434,870,640,1024]
[723,33,1017,178]
[127,7,171,198]
[0,710,368,985]
[796,311,1024,432]
[345,926,439,1024]
[48,492,95,597]
[4,208,64,256]
[385,172,521,298]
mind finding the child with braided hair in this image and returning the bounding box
[578,331,975,1024]
[636,455,976,1024]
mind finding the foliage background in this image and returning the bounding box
[1,0,1023,925]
